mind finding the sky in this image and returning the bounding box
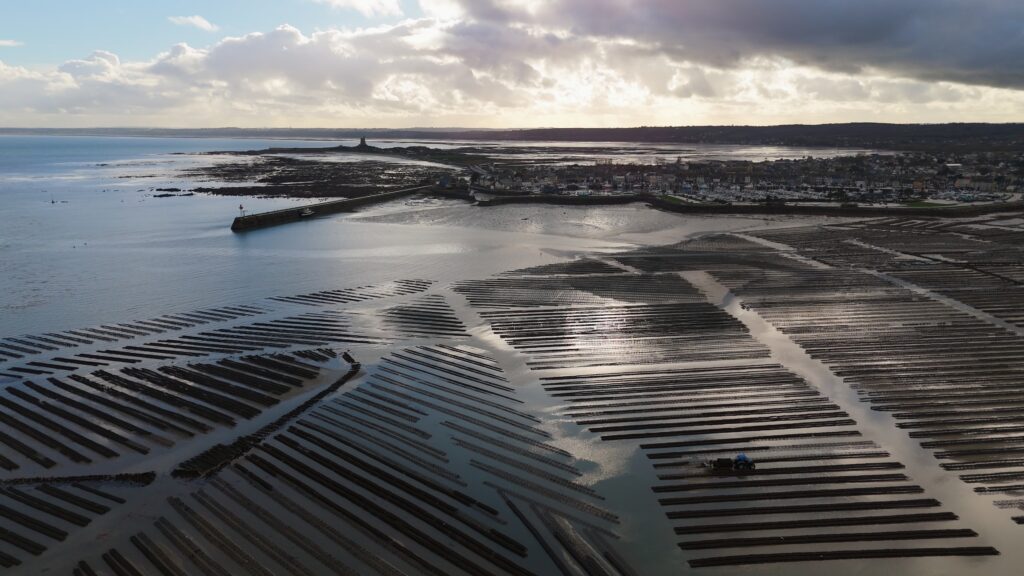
[1,0,1023,128]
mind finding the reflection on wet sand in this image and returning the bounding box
[4,190,1024,575]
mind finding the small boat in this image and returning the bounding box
[299,208,315,217]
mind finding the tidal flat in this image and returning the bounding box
[2,136,1023,576]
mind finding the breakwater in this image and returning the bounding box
[476,192,1024,218]
[476,193,646,206]
[647,196,1024,218]
[230,185,432,231]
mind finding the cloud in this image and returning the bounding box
[418,0,465,20]
[1,6,1022,128]
[0,40,23,47]
[168,15,220,32]
[316,0,403,17]
[450,0,1024,91]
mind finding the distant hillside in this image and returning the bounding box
[2,123,1022,151]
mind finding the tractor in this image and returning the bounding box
[704,454,756,473]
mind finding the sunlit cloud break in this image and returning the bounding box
[315,0,404,17]
[167,15,219,32]
[1,0,1022,127]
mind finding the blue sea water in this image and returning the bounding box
[0,134,351,176]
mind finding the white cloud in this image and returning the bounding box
[0,40,24,47]
[168,15,220,32]
[316,0,403,17]
[418,0,464,19]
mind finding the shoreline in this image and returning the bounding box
[476,192,1024,218]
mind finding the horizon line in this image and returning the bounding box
[2,121,1024,131]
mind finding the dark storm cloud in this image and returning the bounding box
[461,0,1024,89]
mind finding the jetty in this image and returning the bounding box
[230,185,432,231]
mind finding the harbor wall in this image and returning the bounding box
[476,192,1024,218]
[475,193,646,206]
[230,185,432,231]
[646,196,1024,218]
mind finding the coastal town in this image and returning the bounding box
[469,150,1024,206]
